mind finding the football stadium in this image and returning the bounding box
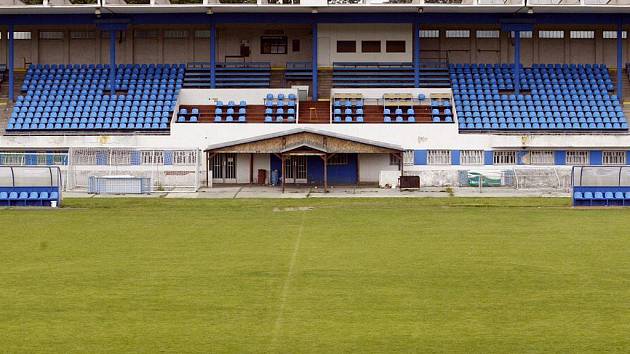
[2,0,630,352]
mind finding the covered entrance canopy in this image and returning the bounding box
[204,128,404,191]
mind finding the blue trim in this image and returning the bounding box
[451,150,460,165]
[1,13,630,26]
[312,23,318,102]
[164,151,173,165]
[131,151,141,165]
[554,151,566,165]
[414,150,427,165]
[413,22,420,88]
[8,24,14,102]
[516,151,528,165]
[484,151,493,165]
[617,24,623,102]
[210,22,216,89]
[590,150,602,165]
[109,30,116,95]
[514,30,521,95]
[500,22,534,32]
[626,151,630,165]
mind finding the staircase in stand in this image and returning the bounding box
[297,101,331,123]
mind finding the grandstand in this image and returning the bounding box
[1,3,630,189]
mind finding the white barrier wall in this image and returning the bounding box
[177,88,299,106]
[2,123,630,153]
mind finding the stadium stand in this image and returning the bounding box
[333,62,451,88]
[184,62,271,88]
[7,64,182,131]
[451,63,628,131]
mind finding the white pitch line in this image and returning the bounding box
[269,210,306,350]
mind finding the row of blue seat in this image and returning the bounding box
[0,191,59,207]
[461,122,627,130]
[264,116,296,123]
[8,122,168,130]
[574,191,630,206]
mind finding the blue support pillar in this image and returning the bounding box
[413,22,420,88]
[8,24,15,102]
[617,24,623,102]
[210,22,216,89]
[312,22,318,102]
[109,30,116,96]
[514,30,521,95]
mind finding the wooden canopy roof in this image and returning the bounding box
[204,128,403,155]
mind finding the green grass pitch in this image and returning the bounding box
[2,197,630,353]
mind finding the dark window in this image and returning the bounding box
[328,154,349,165]
[336,40,356,53]
[361,40,381,53]
[292,39,300,52]
[386,40,406,53]
[261,36,288,54]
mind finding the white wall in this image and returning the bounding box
[178,88,299,107]
[317,24,412,67]
[359,154,399,183]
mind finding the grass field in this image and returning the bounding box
[2,197,630,353]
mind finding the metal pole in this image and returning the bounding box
[109,30,116,96]
[210,22,216,89]
[8,24,15,102]
[617,23,623,102]
[312,22,318,102]
[514,30,521,95]
[413,22,420,88]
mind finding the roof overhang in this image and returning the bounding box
[204,128,404,154]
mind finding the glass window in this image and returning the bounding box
[427,150,451,165]
[530,150,554,165]
[385,40,406,53]
[493,151,516,165]
[566,151,589,165]
[361,41,381,53]
[603,151,626,165]
[460,150,484,165]
[261,36,287,54]
[336,40,356,53]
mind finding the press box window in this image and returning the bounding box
[336,40,356,53]
[361,41,381,53]
[386,41,406,53]
[292,39,300,52]
[261,36,287,54]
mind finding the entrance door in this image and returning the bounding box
[285,156,307,184]
[211,153,237,183]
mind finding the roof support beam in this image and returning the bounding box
[617,23,623,102]
[8,24,14,103]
